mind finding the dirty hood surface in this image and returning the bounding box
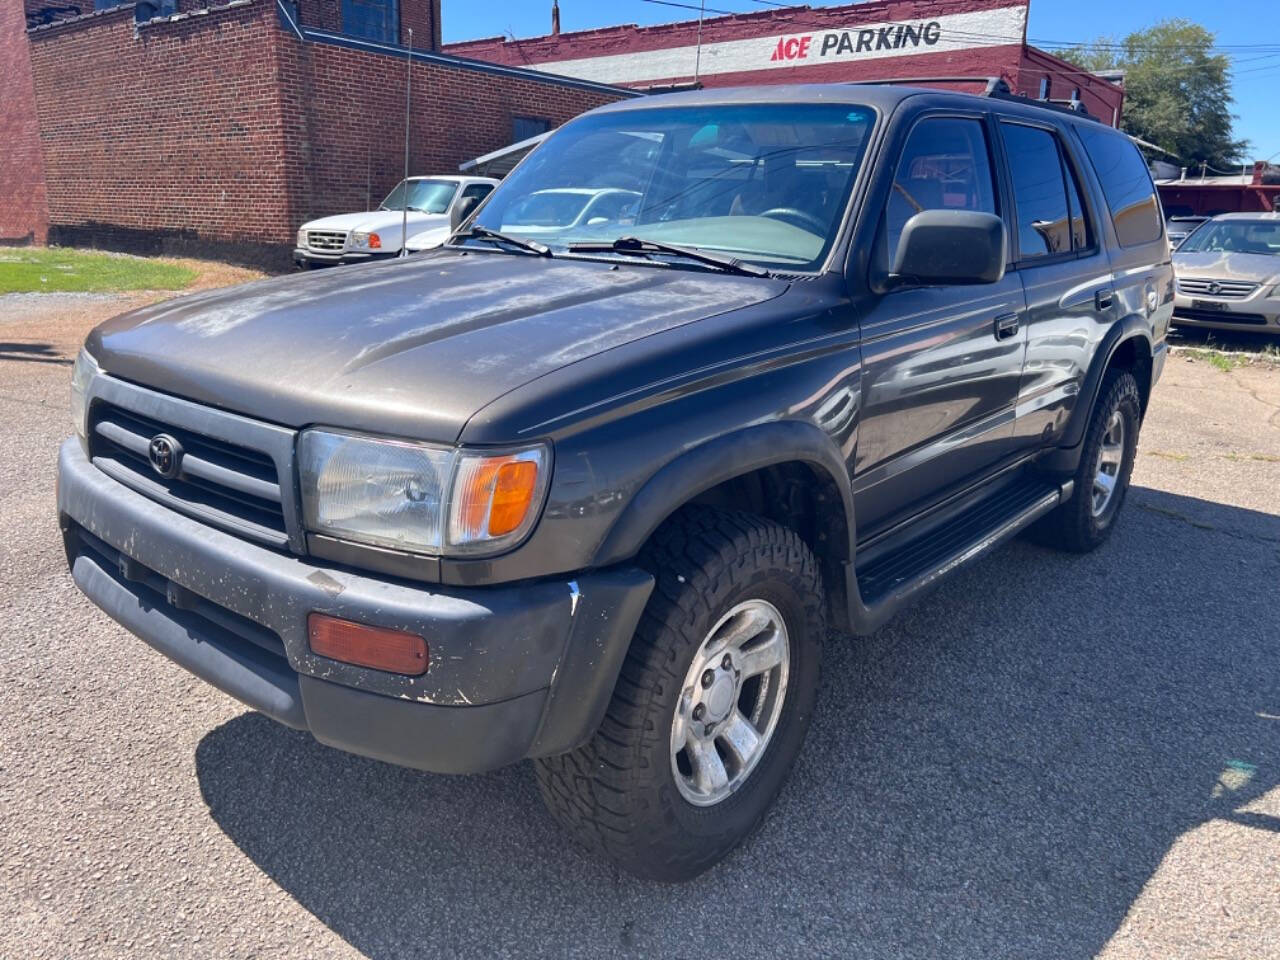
[88,251,787,442]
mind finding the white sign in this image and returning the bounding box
[530,5,1029,86]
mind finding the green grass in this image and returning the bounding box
[1205,351,1238,373]
[0,248,197,294]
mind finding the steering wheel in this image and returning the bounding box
[759,207,827,234]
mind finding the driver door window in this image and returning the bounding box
[884,117,999,259]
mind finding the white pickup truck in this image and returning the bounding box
[293,175,497,267]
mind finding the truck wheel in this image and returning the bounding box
[1033,368,1141,553]
[535,507,825,881]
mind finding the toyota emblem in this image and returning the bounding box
[1207,280,1222,295]
[148,433,183,479]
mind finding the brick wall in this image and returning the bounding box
[279,42,621,225]
[399,0,439,49]
[1,0,48,244]
[27,2,294,264]
[22,0,624,266]
[294,0,440,48]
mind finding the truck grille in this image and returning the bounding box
[1176,277,1258,299]
[88,403,289,548]
[305,230,348,252]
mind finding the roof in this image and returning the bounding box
[588,82,1111,127]
[1202,212,1280,221]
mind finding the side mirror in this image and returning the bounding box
[450,195,482,232]
[890,209,1006,287]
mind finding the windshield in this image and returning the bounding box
[467,103,876,271]
[380,179,458,214]
[1179,220,1280,256]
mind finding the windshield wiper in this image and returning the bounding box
[568,236,771,277]
[459,224,552,257]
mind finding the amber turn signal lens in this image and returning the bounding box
[487,460,539,536]
[307,613,428,675]
[450,452,543,544]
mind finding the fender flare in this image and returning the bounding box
[1059,315,1153,451]
[591,419,856,568]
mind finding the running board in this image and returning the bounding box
[849,474,1071,633]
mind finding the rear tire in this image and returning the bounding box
[1032,368,1141,552]
[535,507,824,882]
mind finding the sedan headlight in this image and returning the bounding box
[1269,283,1280,299]
[70,348,99,441]
[351,232,382,250]
[298,429,550,557]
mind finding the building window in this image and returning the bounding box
[512,116,551,143]
[1038,76,1051,100]
[134,0,177,20]
[342,0,398,43]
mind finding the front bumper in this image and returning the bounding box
[57,439,653,773]
[1172,292,1280,332]
[292,248,394,268]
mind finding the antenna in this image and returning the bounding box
[693,0,705,85]
[401,27,413,258]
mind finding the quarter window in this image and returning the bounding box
[1000,123,1079,259]
[1076,125,1163,247]
[885,117,999,260]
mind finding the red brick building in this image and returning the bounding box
[447,0,1124,124]
[1,0,630,265]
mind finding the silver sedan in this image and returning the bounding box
[1172,212,1280,334]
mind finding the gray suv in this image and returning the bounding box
[59,83,1171,881]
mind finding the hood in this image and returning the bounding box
[302,210,449,237]
[1173,250,1280,285]
[88,251,788,442]
[404,225,452,251]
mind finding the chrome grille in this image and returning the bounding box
[1177,277,1258,299]
[305,230,348,252]
[88,403,289,548]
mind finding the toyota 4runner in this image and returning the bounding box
[59,84,1171,881]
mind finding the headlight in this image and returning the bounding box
[1269,283,1280,298]
[298,429,550,557]
[352,232,382,250]
[297,229,307,248]
[70,348,98,441]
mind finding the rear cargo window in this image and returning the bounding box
[1076,126,1163,247]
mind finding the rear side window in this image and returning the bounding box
[885,117,998,258]
[1076,126,1162,247]
[1000,123,1080,259]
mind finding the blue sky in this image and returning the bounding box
[441,0,1278,163]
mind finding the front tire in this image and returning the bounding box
[1033,368,1141,552]
[535,507,825,881]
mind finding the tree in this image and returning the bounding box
[1056,19,1249,169]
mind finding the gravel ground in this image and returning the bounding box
[2,289,1278,959]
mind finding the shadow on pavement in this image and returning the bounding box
[1168,325,1280,354]
[0,341,72,365]
[196,486,1280,959]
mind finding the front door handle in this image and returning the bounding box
[1095,288,1115,311]
[994,313,1020,340]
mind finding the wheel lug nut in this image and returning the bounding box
[701,670,715,688]
[692,704,706,721]
[721,654,732,669]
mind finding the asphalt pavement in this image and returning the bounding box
[2,294,1278,959]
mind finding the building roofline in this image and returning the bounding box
[272,0,641,98]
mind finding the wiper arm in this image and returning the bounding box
[568,236,771,277]
[460,224,552,257]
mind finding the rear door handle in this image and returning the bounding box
[994,313,1020,340]
[1095,289,1115,311]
